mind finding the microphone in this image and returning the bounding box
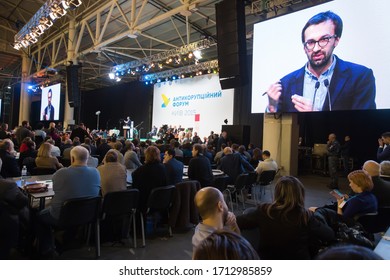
[324,79,331,111]
[312,81,321,110]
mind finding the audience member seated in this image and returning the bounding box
[193,229,259,260]
[188,144,214,188]
[163,148,183,185]
[63,137,80,160]
[84,138,97,155]
[35,143,63,170]
[380,160,390,181]
[192,187,240,252]
[363,160,390,208]
[36,146,100,256]
[0,178,29,259]
[132,146,167,212]
[0,139,20,178]
[46,139,61,157]
[238,145,251,162]
[315,244,382,260]
[18,138,37,169]
[97,138,111,159]
[70,123,90,143]
[250,148,263,169]
[255,150,278,175]
[181,142,192,158]
[98,150,127,197]
[80,144,98,168]
[47,122,60,142]
[123,140,142,170]
[34,122,46,145]
[310,170,378,221]
[171,141,183,158]
[0,123,11,140]
[237,176,335,259]
[218,147,254,185]
[214,143,226,165]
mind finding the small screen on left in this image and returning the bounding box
[40,83,61,121]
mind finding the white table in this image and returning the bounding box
[374,227,390,259]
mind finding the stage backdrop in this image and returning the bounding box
[152,74,234,139]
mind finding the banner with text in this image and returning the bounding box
[152,74,234,139]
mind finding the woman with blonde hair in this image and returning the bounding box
[237,176,335,259]
[35,142,63,170]
[336,170,378,219]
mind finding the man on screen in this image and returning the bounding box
[43,89,55,120]
[265,11,376,112]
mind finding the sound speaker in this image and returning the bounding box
[66,65,80,107]
[216,0,247,89]
[222,125,251,147]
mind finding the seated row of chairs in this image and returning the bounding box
[53,185,176,259]
[212,170,278,212]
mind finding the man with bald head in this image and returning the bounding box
[192,187,240,252]
[36,146,101,256]
[327,133,340,189]
[363,160,390,208]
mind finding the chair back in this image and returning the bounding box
[58,196,101,228]
[146,185,176,212]
[212,175,229,192]
[257,170,276,185]
[102,189,139,218]
[234,173,248,191]
[246,171,258,187]
[31,167,57,175]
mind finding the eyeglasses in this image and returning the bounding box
[303,35,337,51]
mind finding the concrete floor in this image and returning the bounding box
[57,173,349,260]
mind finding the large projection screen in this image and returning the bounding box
[251,0,390,113]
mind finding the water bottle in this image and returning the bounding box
[21,165,27,186]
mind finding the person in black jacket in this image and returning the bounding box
[188,144,214,187]
[132,145,168,212]
[0,178,29,259]
[163,148,183,185]
[0,139,20,178]
[237,176,335,259]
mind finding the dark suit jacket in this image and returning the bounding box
[278,56,376,112]
[0,150,21,178]
[188,154,214,187]
[371,176,390,208]
[132,162,168,211]
[164,158,184,185]
[218,153,254,184]
[44,104,55,120]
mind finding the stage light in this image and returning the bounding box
[193,50,202,59]
[188,52,193,59]
[116,77,121,82]
[28,85,34,90]
[108,72,115,79]
[49,3,67,20]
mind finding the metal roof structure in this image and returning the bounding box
[0,0,328,93]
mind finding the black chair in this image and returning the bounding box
[245,171,258,202]
[101,189,140,248]
[140,185,176,247]
[357,207,390,233]
[256,170,277,202]
[31,167,57,175]
[230,173,249,211]
[55,196,101,258]
[212,175,233,211]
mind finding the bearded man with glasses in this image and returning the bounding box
[265,11,376,113]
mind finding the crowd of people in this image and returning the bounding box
[1,119,389,260]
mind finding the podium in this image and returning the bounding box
[123,121,134,138]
